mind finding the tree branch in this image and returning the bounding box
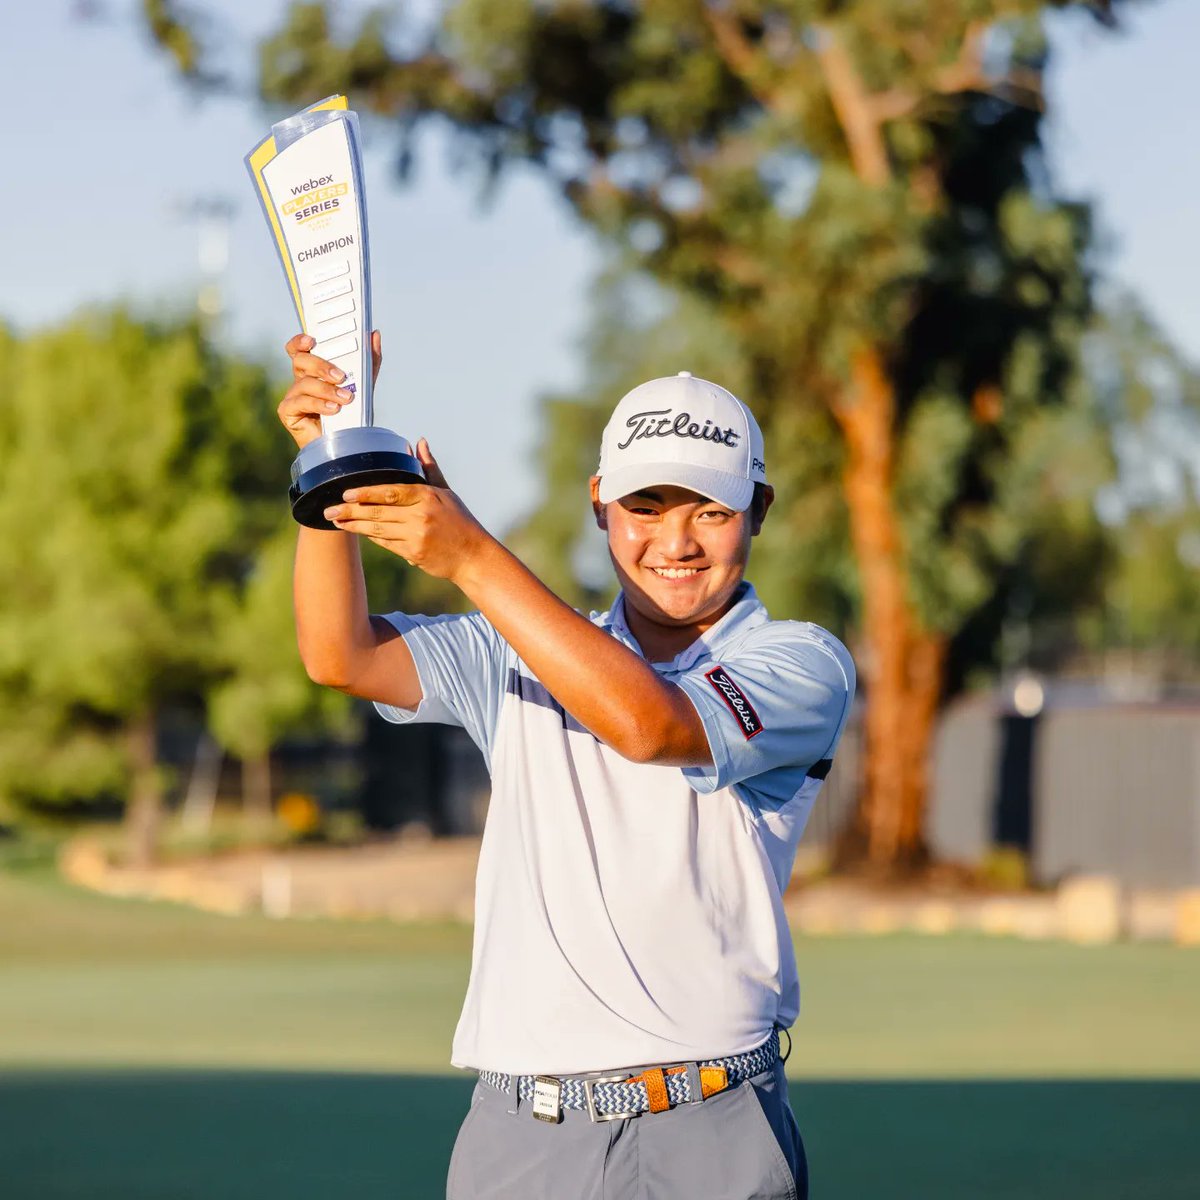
[811,25,893,186]
[932,20,989,95]
[702,5,782,111]
[812,17,1049,185]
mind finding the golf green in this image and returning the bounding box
[1,868,1197,1197]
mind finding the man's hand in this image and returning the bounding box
[279,329,384,449]
[322,441,493,582]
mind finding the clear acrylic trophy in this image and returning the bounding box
[245,96,424,529]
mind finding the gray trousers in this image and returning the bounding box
[446,1059,807,1200]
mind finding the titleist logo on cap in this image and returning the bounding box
[705,666,764,739]
[617,408,741,452]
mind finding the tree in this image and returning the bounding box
[0,310,280,862]
[147,0,1133,869]
[207,525,353,826]
[1084,300,1200,672]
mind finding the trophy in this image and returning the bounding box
[245,95,424,529]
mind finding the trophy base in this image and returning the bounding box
[289,427,426,531]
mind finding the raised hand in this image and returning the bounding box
[278,329,383,449]
[321,440,486,578]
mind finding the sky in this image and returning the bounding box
[1,0,1196,532]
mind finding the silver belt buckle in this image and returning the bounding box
[583,1073,641,1123]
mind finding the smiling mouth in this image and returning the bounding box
[647,566,708,579]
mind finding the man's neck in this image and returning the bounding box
[621,593,740,664]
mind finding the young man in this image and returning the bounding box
[282,331,855,1200]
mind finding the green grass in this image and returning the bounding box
[2,868,1196,1077]
[1,867,1198,1198]
[0,869,471,1074]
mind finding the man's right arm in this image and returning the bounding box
[292,524,422,710]
[282,330,421,711]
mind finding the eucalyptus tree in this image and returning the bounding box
[147,0,1131,868]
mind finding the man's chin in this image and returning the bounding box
[628,584,721,628]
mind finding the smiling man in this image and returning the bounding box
[283,336,855,1200]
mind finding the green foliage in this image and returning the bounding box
[1106,514,1200,656]
[1,314,230,713]
[140,0,229,89]
[0,304,453,823]
[146,2,1197,726]
[0,697,126,824]
[154,0,1135,684]
[1082,300,1200,662]
[0,311,298,818]
[0,312,251,811]
[208,525,351,763]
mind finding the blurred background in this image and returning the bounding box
[1,2,1198,1197]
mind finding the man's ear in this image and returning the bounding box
[589,476,608,530]
[750,485,775,536]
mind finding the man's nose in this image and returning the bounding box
[656,517,702,561]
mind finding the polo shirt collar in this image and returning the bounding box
[593,582,769,672]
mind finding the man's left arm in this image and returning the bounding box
[322,451,711,767]
[673,630,856,795]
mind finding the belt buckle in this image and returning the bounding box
[583,1073,641,1123]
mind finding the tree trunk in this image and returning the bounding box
[834,348,946,871]
[124,710,162,868]
[897,631,947,856]
[242,750,273,831]
[180,732,222,835]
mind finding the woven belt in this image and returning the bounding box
[479,1030,780,1122]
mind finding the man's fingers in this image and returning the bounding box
[297,375,356,407]
[280,377,355,420]
[324,515,413,550]
[340,483,425,506]
[291,350,348,385]
[370,330,383,384]
[286,332,348,384]
[328,519,398,540]
[323,500,413,524]
[416,437,450,489]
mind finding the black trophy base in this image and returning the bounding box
[290,443,425,531]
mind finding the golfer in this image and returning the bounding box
[282,329,855,1200]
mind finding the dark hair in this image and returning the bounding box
[749,482,769,525]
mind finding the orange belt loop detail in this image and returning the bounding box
[698,1066,729,1098]
[642,1067,670,1113]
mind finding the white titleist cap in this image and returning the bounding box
[597,372,767,512]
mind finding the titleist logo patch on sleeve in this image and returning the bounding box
[704,666,764,739]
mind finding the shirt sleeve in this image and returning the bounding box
[372,610,509,761]
[674,626,855,795]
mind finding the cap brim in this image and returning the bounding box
[597,463,755,512]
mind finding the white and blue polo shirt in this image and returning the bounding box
[375,582,855,1075]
